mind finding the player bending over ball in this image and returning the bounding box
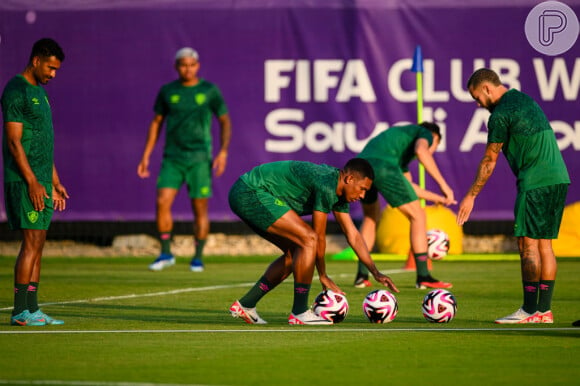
[228,158,399,325]
[353,122,456,290]
[457,68,569,324]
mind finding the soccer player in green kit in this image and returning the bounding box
[228,159,399,325]
[138,47,231,272]
[2,38,69,326]
[352,122,456,290]
[457,68,570,324]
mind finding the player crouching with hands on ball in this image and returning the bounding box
[228,158,398,325]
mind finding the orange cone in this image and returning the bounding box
[402,249,432,271]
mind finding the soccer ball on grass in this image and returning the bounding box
[421,289,457,323]
[362,289,398,323]
[312,290,349,323]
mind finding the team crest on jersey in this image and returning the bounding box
[170,94,180,104]
[195,93,206,105]
[31,97,40,105]
[27,211,39,223]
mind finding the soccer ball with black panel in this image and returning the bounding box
[312,290,349,323]
[362,289,398,323]
[422,289,457,323]
[426,229,450,260]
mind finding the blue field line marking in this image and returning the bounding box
[0,269,410,311]
[0,327,578,335]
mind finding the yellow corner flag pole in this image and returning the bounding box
[411,45,426,208]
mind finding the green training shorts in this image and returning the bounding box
[514,183,568,239]
[228,179,290,232]
[157,158,212,199]
[4,181,54,230]
[360,158,417,207]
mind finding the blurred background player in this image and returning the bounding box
[228,158,399,325]
[457,68,569,324]
[352,122,456,289]
[2,38,69,326]
[138,47,231,272]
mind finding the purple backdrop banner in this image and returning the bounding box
[0,1,578,222]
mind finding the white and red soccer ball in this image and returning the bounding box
[421,289,457,323]
[362,289,398,323]
[312,290,349,323]
[426,229,450,260]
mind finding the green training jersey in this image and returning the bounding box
[154,78,228,163]
[488,89,570,191]
[1,75,54,183]
[240,161,349,215]
[358,124,433,172]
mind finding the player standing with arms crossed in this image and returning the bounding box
[228,159,399,325]
[457,68,569,324]
[2,38,69,326]
[138,47,231,272]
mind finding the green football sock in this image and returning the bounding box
[27,282,39,313]
[13,283,29,315]
[357,260,369,277]
[522,281,539,314]
[538,280,555,312]
[239,276,273,308]
[291,283,311,315]
[414,252,430,277]
[159,232,172,254]
[194,239,207,260]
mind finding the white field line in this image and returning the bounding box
[0,269,410,311]
[1,327,578,335]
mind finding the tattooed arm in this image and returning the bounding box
[456,142,503,225]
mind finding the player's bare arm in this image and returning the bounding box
[52,165,69,211]
[470,142,502,196]
[212,113,231,177]
[414,138,455,203]
[334,211,399,293]
[411,182,454,205]
[405,171,454,205]
[457,142,502,225]
[137,114,164,178]
[4,121,48,211]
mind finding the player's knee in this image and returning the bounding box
[156,196,172,210]
[297,229,318,250]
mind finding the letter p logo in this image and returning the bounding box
[525,1,579,56]
[539,9,567,46]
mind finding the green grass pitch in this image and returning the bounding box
[0,255,579,386]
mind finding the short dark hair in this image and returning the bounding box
[343,158,374,180]
[29,38,65,63]
[467,68,501,89]
[419,121,442,141]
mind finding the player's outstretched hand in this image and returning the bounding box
[373,272,399,293]
[319,275,345,295]
[457,195,475,225]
